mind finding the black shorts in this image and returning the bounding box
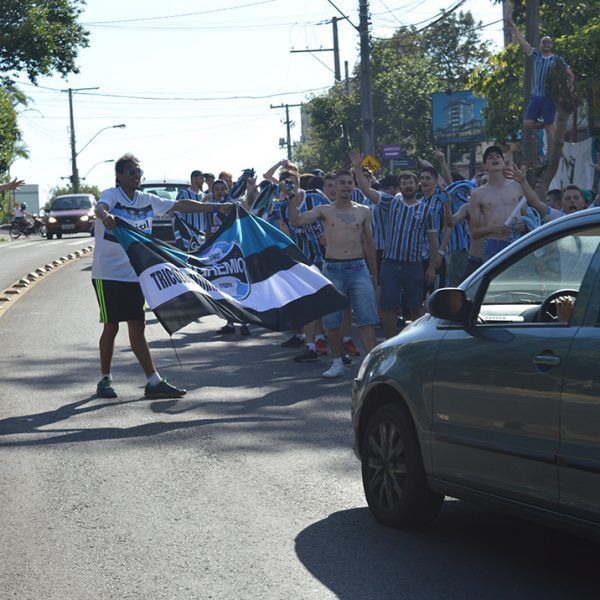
[92,279,145,323]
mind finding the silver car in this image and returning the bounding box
[352,208,600,540]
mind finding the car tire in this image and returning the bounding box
[361,403,443,529]
[56,232,63,239]
[46,232,53,239]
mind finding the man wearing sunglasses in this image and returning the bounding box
[92,153,233,400]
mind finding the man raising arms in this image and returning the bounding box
[470,146,524,262]
[93,154,232,399]
[287,170,379,378]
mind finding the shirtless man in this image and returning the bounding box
[287,170,378,378]
[470,146,524,262]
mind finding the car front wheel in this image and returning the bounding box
[361,403,443,529]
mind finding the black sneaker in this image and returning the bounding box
[294,348,319,362]
[96,377,117,399]
[240,324,251,336]
[144,378,186,399]
[342,353,352,365]
[281,334,304,348]
[218,324,236,334]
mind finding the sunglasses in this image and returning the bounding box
[127,167,144,176]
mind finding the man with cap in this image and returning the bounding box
[469,146,526,263]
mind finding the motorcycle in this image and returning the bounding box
[9,215,47,239]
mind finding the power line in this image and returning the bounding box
[82,0,278,25]
[325,0,358,31]
[16,81,330,102]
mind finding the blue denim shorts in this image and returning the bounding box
[322,258,378,330]
[379,259,424,310]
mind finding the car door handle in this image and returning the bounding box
[532,355,561,367]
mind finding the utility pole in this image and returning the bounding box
[358,0,375,156]
[270,103,302,160]
[62,86,99,193]
[290,17,342,84]
[522,0,539,169]
[502,1,514,47]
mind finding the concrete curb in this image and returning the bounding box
[0,245,94,317]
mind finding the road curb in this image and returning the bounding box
[0,245,94,318]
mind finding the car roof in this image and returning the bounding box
[54,193,95,199]
[140,179,188,185]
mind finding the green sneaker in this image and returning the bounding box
[96,377,117,398]
[144,378,186,399]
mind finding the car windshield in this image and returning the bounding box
[140,184,188,201]
[478,227,600,323]
[52,196,92,210]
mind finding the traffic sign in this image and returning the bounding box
[361,154,381,172]
[381,144,403,159]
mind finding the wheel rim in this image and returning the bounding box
[366,420,407,510]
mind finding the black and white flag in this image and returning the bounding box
[113,205,347,334]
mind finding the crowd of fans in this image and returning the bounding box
[172,148,600,377]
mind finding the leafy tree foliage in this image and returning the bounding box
[471,0,599,143]
[47,183,100,204]
[295,11,490,171]
[0,0,89,84]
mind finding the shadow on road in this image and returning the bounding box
[295,504,600,599]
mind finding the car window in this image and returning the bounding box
[52,196,92,210]
[140,185,187,201]
[478,227,600,325]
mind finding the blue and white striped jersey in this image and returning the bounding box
[174,188,206,236]
[272,190,330,265]
[531,49,568,96]
[352,188,386,250]
[419,188,447,257]
[444,181,474,253]
[374,197,432,263]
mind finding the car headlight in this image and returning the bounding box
[48,216,57,223]
[356,352,373,381]
[80,215,89,222]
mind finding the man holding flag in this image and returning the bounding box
[92,153,233,400]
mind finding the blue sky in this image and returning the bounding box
[12,0,504,200]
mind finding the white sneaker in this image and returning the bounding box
[322,361,344,378]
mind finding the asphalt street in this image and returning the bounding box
[1,254,599,599]
[0,231,93,292]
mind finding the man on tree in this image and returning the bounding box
[507,18,574,158]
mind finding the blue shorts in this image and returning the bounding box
[322,259,378,330]
[380,259,424,311]
[526,95,556,124]
[483,239,511,262]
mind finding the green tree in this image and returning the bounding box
[47,183,100,207]
[0,0,89,84]
[0,86,29,222]
[294,12,490,171]
[470,1,600,143]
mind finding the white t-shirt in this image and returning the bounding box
[92,187,176,282]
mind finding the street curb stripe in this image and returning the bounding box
[0,244,94,320]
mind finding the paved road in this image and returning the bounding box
[0,232,93,292]
[1,256,599,599]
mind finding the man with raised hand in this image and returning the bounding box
[469,146,525,262]
[351,150,434,338]
[506,163,586,220]
[92,153,232,400]
[507,17,574,157]
[287,168,378,378]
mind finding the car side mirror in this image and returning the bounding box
[429,288,467,323]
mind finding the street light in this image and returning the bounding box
[82,159,115,180]
[77,124,126,157]
[71,124,126,192]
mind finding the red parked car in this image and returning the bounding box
[45,194,96,239]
